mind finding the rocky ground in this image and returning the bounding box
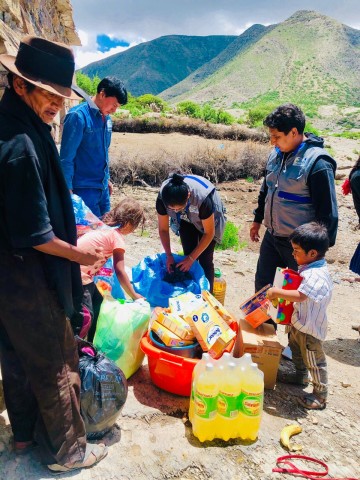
[0,133,359,479]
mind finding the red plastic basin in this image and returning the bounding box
[140,321,238,396]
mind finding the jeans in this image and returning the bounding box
[0,253,86,465]
[73,187,110,218]
[179,220,216,292]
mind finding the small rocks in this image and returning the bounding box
[341,381,352,388]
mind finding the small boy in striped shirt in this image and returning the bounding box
[267,222,333,410]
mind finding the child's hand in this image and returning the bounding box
[266,287,278,301]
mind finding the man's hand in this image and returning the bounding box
[166,253,175,273]
[79,247,105,266]
[177,255,195,272]
[108,180,113,196]
[250,222,262,242]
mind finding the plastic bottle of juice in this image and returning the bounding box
[213,268,227,305]
[236,352,253,370]
[189,353,211,423]
[238,363,264,441]
[192,363,219,442]
[217,361,241,440]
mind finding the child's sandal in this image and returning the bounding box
[297,393,326,410]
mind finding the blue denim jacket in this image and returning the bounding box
[60,98,112,190]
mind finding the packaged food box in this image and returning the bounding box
[152,307,195,340]
[169,292,205,317]
[202,290,233,324]
[185,303,236,358]
[239,284,272,328]
[268,268,302,325]
[235,319,282,389]
[151,320,194,347]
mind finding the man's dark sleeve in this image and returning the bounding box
[253,177,268,223]
[308,158,338,247]
[4,138,54,248]
[156,194,167,215]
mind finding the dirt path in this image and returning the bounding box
[0,134,359,479]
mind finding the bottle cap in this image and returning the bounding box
[214,268,221,278]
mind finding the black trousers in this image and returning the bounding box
[179,220,216,292]
[82,282,103,343]
[255,229,298,291]
[0,253,86,465]
[255,230,298,329]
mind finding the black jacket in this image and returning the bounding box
[0,88,83,318]
[253,133,338,246]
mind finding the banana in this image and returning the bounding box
[280,424,303,452]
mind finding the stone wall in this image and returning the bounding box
[0,0,81,140]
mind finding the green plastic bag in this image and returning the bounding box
[93,297,150,379]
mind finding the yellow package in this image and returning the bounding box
[202,290,234,324]
[169,292,204,317]
[154,309,195,340]
[185,303,236,358]
[151,320,194,347]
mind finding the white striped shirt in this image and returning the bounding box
[291,259,333,340]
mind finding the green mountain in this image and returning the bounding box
[161,24,273,100]
[162,10,360,112]
[81,35,236,96]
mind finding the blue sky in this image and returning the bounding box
[71,0,360,68]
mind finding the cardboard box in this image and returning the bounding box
[239,284,272,328]
[185,303,236,358]
[151,320,194,347]
[268,268,302,325]
[151,307,195,340]
[236,318,282,389]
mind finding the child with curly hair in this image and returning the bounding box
[77,197,145,341]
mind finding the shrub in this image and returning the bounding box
[215,221,240,251]
[176,101,202,118]
[136,94,168,112]
[75,71,100,96]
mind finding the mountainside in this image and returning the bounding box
[81,35,236,96]
[162,10,360,111]
[161,24,273,101]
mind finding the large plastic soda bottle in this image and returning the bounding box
[238,362,264,441]
[213,268,227,305]
[236,352,253,370]
[217,361,241,440]
[192,363,219,442]
[189,353,211,423]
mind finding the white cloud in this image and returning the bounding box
[74,43,138,69]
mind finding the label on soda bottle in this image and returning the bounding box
[194,392,217,419]
[238,390,262,417]
[217,392,239,418]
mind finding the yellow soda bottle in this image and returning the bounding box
[189,353,210,423]
[213,268,226,305]
[217,361,241,440]
[238,363,264,441]
[192,363,219,442]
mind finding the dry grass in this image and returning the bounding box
[112,115,268,143]
[110,139,270,186]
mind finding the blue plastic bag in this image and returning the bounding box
[94,257,125,300]
[131,253,210,307]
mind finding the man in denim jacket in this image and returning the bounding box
[60,77,127,217]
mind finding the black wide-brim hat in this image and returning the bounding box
[0,36,81,100]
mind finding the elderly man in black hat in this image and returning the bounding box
[0,37,108,473]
